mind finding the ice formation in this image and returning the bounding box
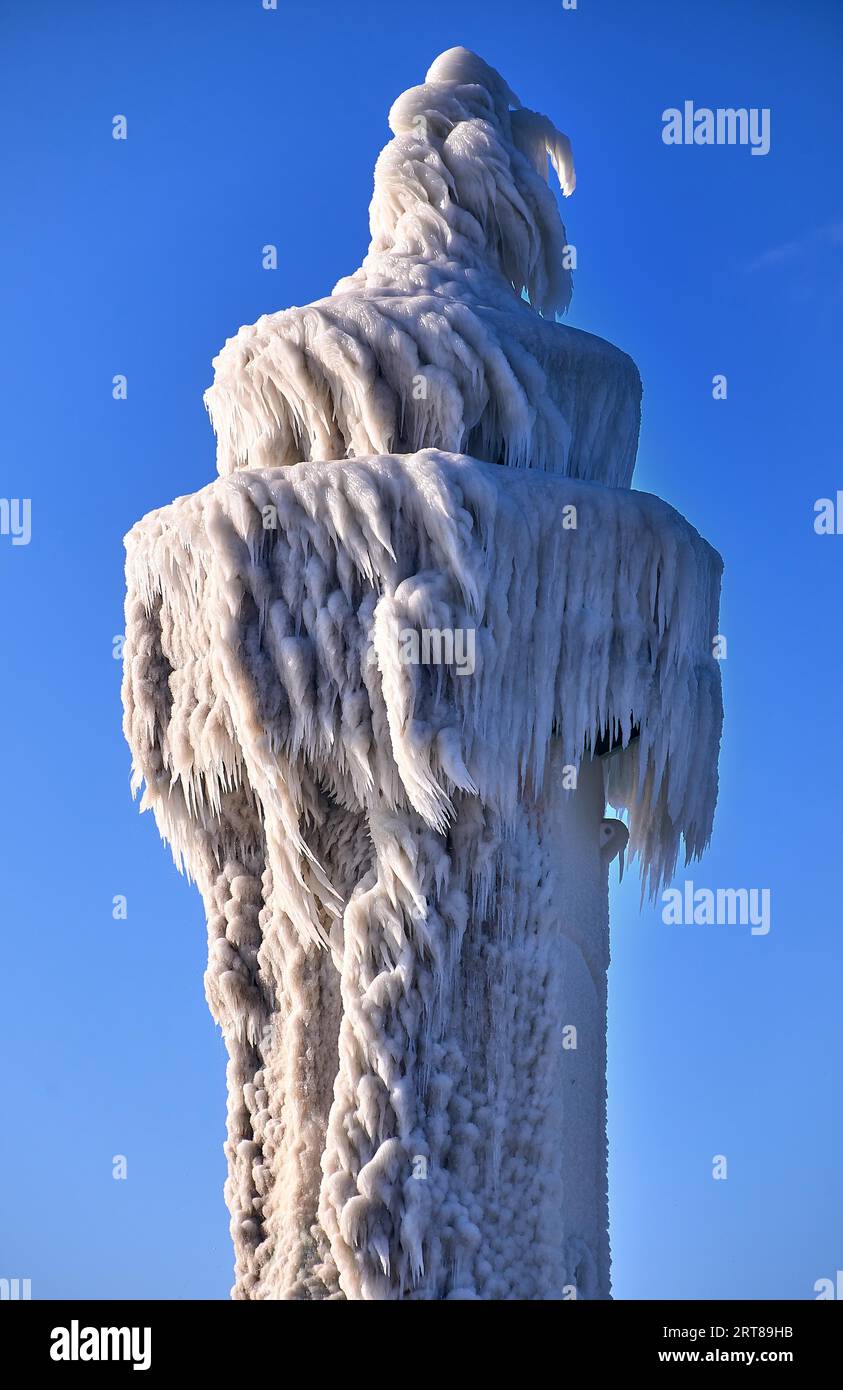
[123,48,722,1300]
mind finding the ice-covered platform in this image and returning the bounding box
[206,298,642,488]
[125,448,721,906]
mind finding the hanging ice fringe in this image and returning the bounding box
[123,48,722,1301]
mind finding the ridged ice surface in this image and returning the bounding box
[123,48,722,1299]
[205,49,640,487]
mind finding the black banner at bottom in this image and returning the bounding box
[1,1298,839,1374]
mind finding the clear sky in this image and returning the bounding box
[1,0,840,1300]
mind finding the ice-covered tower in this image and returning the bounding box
[122,49,722,1300]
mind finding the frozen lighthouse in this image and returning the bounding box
[122,49,723,1300]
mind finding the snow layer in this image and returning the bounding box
[122,47,722,1299]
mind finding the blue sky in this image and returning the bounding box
[1,0,840,1299]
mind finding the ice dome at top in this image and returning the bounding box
[122,47,723,1300]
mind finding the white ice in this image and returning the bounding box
[123,48,722,1300]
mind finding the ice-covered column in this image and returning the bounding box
[123,50,722,1300]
